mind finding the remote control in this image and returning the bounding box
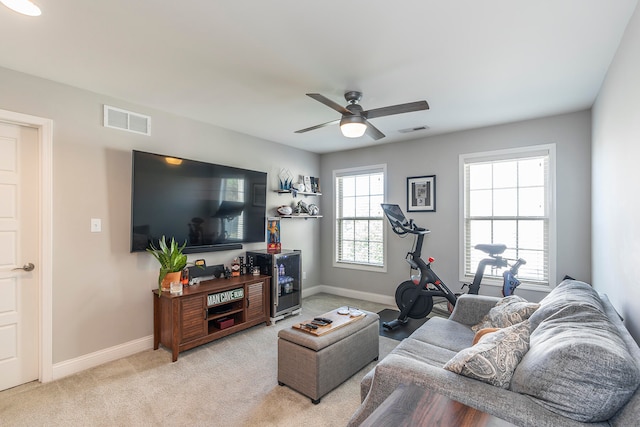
[303,323,318,329]
[311,320,328,326]
[314,317,333,324]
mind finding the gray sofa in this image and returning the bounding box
[348,280,640,426]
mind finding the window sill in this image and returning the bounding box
[334,261,387,273]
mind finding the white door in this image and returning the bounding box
[0,122,39,391]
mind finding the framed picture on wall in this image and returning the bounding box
[407,175,436,212]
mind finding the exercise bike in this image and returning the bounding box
[380,203,526,330]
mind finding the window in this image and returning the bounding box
[334,165,386,271]
[460,145,555,287]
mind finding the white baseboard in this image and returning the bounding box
[50,287,392,381]
[51,335,153,381]
[302,284,395,306]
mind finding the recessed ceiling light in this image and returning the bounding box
[1,0,41,16]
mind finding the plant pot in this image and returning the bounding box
[161,271,182,292]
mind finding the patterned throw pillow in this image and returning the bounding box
[472,295,540,332]
[444,320,531,388]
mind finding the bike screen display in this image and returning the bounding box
[381,203,408,226]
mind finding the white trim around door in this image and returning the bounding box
[0,108,53,383]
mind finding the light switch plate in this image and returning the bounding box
[91,218,101,232]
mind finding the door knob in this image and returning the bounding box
[12,263,35,272]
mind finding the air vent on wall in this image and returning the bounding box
[398,125,430,134]
[103,105,151,136]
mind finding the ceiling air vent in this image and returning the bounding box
[398,125,430,134]
[103,105,151,136]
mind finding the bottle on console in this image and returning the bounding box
[231,258,241,277]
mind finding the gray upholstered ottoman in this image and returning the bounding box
[277,309,379,403]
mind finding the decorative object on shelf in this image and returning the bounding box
[407,175,436,212]
[239,256,246,275]
[267,217,281,253]
[311,177,321,193]
[277,205,293,215]
[247,254,255,275]
[294,200,310,215]
[303,175,312,192]
[279,168,294,190]
[146,235,188,293]
[169,281,183,295]
[231,257,241,277]
[290,181,305,197]
[307,204,319,216]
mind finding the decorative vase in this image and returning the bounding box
[161,271,182,292]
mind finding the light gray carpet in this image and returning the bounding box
[0,293,397,426]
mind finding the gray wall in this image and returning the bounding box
[0,66,321,363]
[592,4,640,344]
[320,111,592,303]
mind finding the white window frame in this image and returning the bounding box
[459,145,556,291]
[333,164,387,272]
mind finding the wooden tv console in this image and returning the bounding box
[153,275,271,361]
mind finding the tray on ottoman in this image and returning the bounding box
[278,308,380,404]
[292,307,367,335]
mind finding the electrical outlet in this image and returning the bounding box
[91,218,101,232]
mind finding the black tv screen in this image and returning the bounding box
[131,150,267,253]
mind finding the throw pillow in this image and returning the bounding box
[510,305,640,422]
[472,327,500,345]
[471,295,540,332]
[444,320,530,388]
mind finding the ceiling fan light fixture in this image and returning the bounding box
[1,0,41,16]
[340,116,367,138]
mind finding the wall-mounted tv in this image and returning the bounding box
[130,150,267,253]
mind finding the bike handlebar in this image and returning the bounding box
[390,219,430,236]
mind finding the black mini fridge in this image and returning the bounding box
[246,249,301,321]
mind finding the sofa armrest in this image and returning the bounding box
[448,294,500,326]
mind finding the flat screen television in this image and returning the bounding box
[130,150,267,253]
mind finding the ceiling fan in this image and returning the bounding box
[295,91,429,140]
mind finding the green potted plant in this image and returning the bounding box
[147,236,188,293]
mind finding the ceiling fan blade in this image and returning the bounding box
[364,118,385,140]
[306,93,352,115]
[294,119,340,134]
[363,100,429,120]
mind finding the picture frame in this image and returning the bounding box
[407,175,436,212]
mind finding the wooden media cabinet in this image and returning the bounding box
[153,275,271,361]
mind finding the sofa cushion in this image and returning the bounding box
[471,295,540,332]
[444,320,530,388]
[528,279,604,331]
[393,337,458,367]
[510,304,640,422]
[410,316,476,352]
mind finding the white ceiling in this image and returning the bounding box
[0,1,637,153]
